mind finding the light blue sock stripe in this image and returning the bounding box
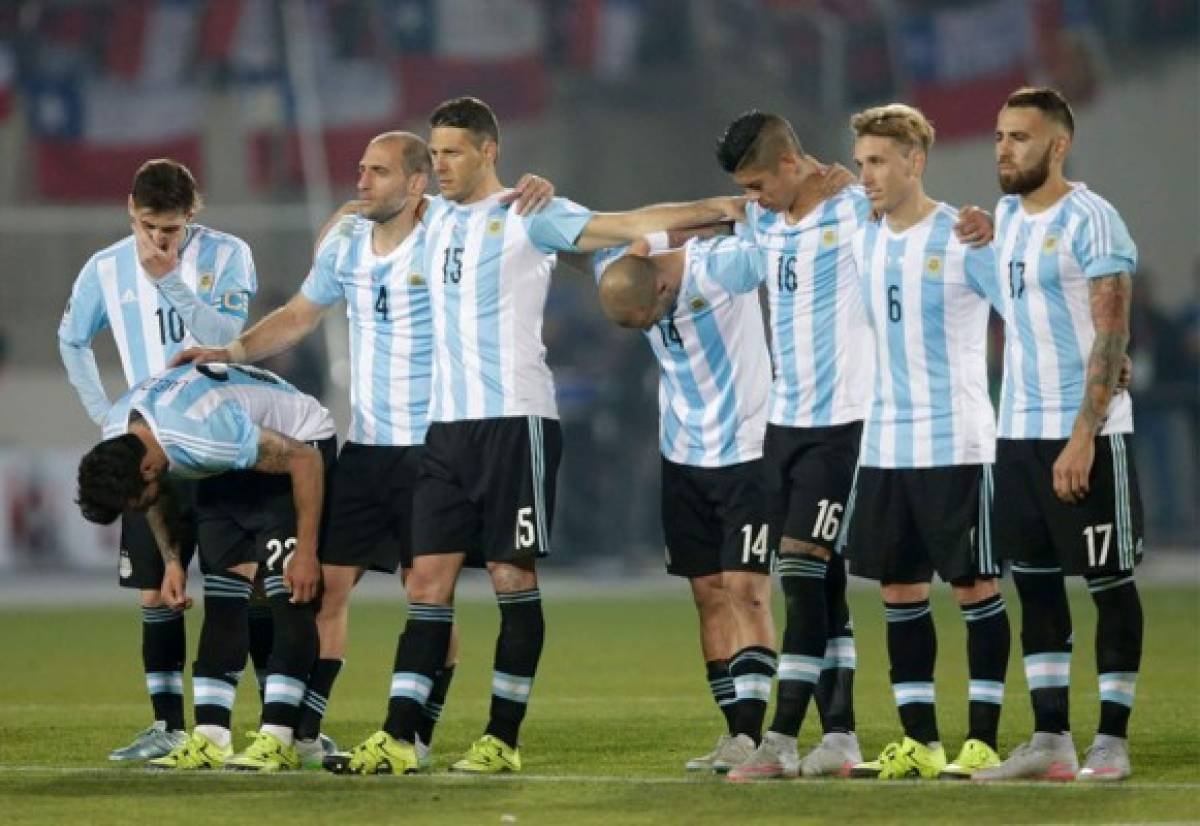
[968,679,1005,705]
[492,671,533,704]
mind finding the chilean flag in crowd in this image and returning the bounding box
[25,1,204,200]
[897,0,1035,141]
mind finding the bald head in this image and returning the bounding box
[370,131,432,175]
[599,255,660,329]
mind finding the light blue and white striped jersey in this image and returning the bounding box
[422,193,593,422]
[741,188,874,428]
[102,363,336,479]
[302,214,431,446]
[992,184,1138,439]
[852,204,998,468]
[594,238,770,467]
[59,224,256,387]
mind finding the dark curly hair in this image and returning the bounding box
[76,434,147,524]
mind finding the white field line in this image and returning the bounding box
[0,765,1197,791]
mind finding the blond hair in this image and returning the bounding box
[850,104,935,154]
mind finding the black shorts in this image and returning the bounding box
[412,417,561,566]
[321,441,422,574]
[763,421,862,552]
[841,465,998,585]
[661,458,772,579]
[195,437,337,573]
[993,435,1144,576]
[118,479,200,589]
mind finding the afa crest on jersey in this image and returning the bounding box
[924,255,944,279]
[198,272,214,292]
[820,227,838,248]
[487,218,504,236]
[689,295,708,312]
[1042,234,1060,255]
[408,273,426,287]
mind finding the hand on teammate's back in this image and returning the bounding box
[169,346,231,368]
[954,205,994,247]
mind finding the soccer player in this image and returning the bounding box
[57,159,264,760]
[173,131,554,768]
[327,96,747,776]
[596,235,776,774]
[975,88,1144,783]
[76,362,337,771]
[711,112,869,778]
[836,104,1011,780]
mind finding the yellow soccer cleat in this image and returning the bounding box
[323,730,421,776]
[147,730,232,771]
[225,730,301,772]
[850,737,946,780]
[939,738,1001,780]
[449,734,521,774]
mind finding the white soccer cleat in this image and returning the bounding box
[974,732,1079,782]
[800,731,861,777]
[1076,735,1131,782]
[727,731,800,781]
[686,734,734,772]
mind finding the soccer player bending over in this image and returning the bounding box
[77,363,337,772]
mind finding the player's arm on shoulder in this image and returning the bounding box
[173,292,327,368]
[314,201,363,251]
[253,428,324,603]
[1052,271,1132,503]
[575,196,750,252]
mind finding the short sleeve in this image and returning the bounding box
[591,244,630,285]
[58,259,109,345]
[1071,196,1138,279]
[301,224,348,306]
[964,245,1003,310]
[212,238,258,319]
[158,402,260,476]
[687,236,766,295]
[524,197,595,254]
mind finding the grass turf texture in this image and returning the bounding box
[1,582,1196,824]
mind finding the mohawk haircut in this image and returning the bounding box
[76,434,147,525]
[429,96,500,148]
[716,111,803,174]
[131,158,202,214]
[1005,87,1075,136]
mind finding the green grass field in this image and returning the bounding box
[1,581,1197,824]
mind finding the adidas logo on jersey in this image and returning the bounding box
[120,289,138,304]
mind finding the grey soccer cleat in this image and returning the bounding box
[974,732,1079,782]
[800,731,862,777]
[108,722,189,761]
[709,733,756,774]
[295,732,339,770]
[685,734,735,771]
[726,731,800,781]
[1076,735,1131,782]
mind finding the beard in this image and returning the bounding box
[363,198,406,224]
[998,144,1052,195]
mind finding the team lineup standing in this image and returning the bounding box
[71,87,1145,782]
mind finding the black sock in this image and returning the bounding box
[1088,574,1143,738]
[485,589,545,749]
[415,664,456,747]
[1013,565,1072,734]
[142,605,187,731]
[705,660,737,734]
[770,554,828,737]
[260,575,319,731]
[383,603,455,742]
[729,645,778,745]
[885,600,939,745]
[294,658,343,742]
[815,556,857,734]
[193,572,252,729]
[247,601,274,706]
[961,593,1010,748]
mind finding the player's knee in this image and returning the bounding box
[405,566,456,605]
[881,582,929,603]
[779,536,830,560]
[488,559,538,594]
[951,576,998,605]
[688,574,727,611]
[725,573,771,616]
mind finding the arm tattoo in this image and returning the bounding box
[1077,273,1131,435]
[254,431,297,474]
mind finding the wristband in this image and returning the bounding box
[645,231,670,254]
